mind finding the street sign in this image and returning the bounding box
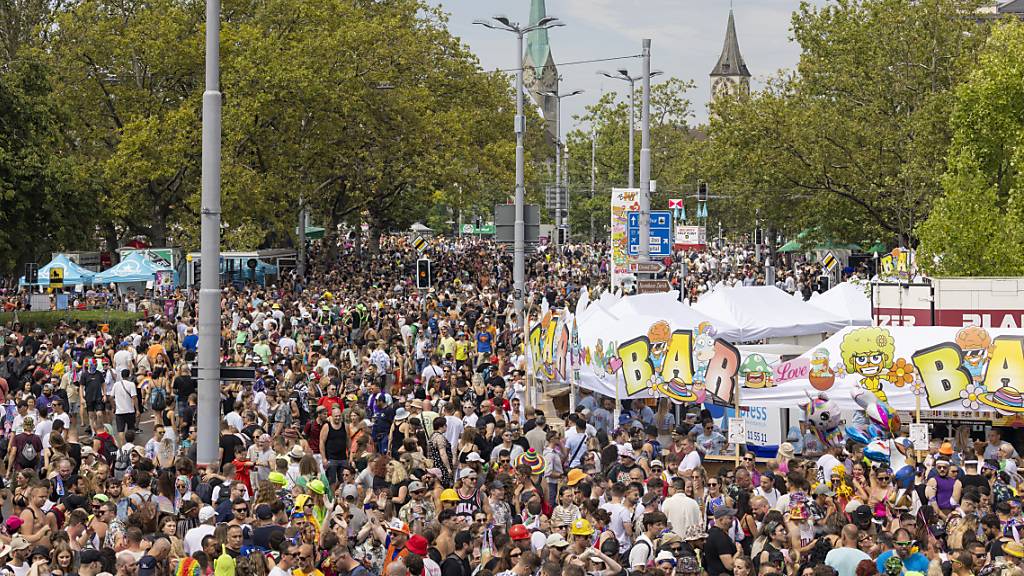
[462,223,496,235]
[822,251,838,273]
[412,236,428,253]
[49,266,64,289]
[627,210,672,257]
[627,261,666,274]
[635,279,671,294]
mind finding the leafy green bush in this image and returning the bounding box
[0,310,144,336]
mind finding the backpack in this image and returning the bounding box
[626,536,654,568]
[113,446,132,480]
[18,436,37,465]
[98,434,118,465]
[149,386,167,411]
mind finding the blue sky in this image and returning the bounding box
[434,0,826,127]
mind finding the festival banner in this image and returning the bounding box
[526,293,741,405]
[741,325,1024,419]
[610,188,640,286]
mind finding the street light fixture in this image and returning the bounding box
[473,14,564,328]
[540,87,583,247]
[597,68,663,188]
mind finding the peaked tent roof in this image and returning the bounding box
[94,251,171,284]
[807,282,872,326]
[19,254,95,286]
[692,286,848,341]
[710,10,750,78]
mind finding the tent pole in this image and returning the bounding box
[735,378,742,467]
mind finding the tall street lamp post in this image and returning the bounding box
[474,14,564,328]
[597,68,662,190]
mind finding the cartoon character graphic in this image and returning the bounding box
[692,321,716,385]
[739,354,774,388]
[809,348,836,391]
[647,321,671,374]
[800,392,845,448]
[955,325,992,384]
[839,327,896,402]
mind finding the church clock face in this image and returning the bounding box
[712,77,733,98]
[523,65,537,88]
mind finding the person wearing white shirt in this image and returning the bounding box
[112,370,138,444]
[183,508,218,555]
[444,407,464,449]
[676,437,702,474]
[753,474,781,508]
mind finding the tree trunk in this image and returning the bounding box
[367,220,381,255]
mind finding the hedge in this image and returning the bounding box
[0,310,144,336]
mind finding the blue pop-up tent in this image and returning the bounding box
[19,254,95,286]
[94,251,176,285]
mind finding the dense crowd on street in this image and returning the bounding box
[0,235,1009,576]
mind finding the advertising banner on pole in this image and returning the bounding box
[610,188,640,287]
[675,225,707,249]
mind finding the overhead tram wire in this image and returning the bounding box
[495,53,638,72]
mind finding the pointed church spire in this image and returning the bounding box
[523,0,559,151]
[710,10,750,79]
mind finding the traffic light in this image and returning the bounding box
[416,258,432,289]
[697,181,708,202]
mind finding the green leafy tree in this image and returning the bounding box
[918,20,1024,275]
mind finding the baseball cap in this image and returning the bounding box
[545,533,570,549]
[137,556,158,576]
[254,504,273,520]
[712,506,737,519]
[813,484,835,497]
[458,468,477,480]
[199,506,217,522]
[342,485,359,500]
[408,481,425,493]
[80,549,103,565]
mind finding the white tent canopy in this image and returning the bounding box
[693,286,849,342]
[808,282,872,326]
[573,292,743,399]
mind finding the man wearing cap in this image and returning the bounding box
[383,519,411,574]
[407,534,441,576]
[78,548,105,576]
[183,506,217,555]
[704,506,741,576]
[399,480,436,528]
[1,535,31,576]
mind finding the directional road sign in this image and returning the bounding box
[627,261,666,274]
[636,279,671,294]
[627,211,672,257]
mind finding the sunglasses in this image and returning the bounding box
[895,541,913,547]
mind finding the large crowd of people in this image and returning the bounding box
[0,235,1005,576]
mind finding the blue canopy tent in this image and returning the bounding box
[94,252,177,286]
[19,254,95,286]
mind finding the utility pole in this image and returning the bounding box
[474,14,564,329]
[197,0,222,468]
[638,39,652,261]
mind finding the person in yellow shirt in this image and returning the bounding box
[437,327,456,360]
[454,333,469,368]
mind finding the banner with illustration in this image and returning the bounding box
[527,293,742,405]
[610,188,639,287]
[740,325,1024,417]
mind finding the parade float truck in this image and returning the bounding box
[872,277,1024,328]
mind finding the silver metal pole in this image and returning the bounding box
[628,78,635,189]
[297,196,306,280]
[638,39,652,261]
[514,30,526,328]
[197,0,222,468]
[554,95,561,248]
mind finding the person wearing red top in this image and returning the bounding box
[303,407,328,458]
[231,444,255,496]
[317,383,344,414]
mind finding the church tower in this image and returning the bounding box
[709,10,751,100]
[523,0,559,150]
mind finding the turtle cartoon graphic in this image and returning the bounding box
[740,354,774,389]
